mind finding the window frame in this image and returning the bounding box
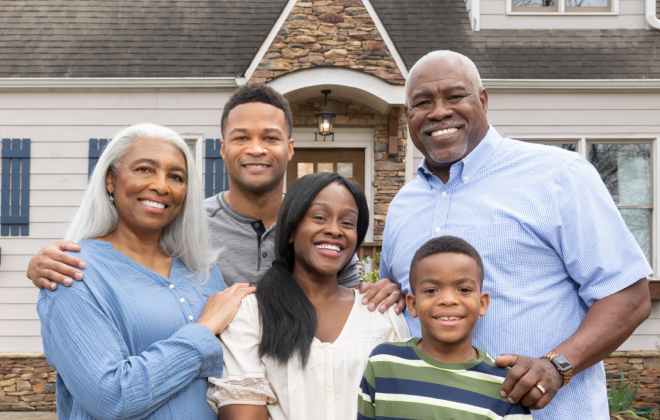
[181,134,204,180]
[509,134,657,274]
[507,0,618,15]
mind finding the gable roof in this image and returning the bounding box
[0,0,287,78]
[371,0,660,79]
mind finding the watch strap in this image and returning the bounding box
[542,352,572,387]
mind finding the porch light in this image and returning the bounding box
[315,90,335,141]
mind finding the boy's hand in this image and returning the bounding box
[496,354,564,409]
[358,278,405,314]
[26,241,85,290]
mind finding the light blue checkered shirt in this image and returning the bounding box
[380,126,652,420]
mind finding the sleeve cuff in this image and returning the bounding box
[171,323,224,378]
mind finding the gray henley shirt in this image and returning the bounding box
[205,192,362,287]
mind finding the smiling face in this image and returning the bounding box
[405,56,489,174]
[106,137,187,237]
[221,102,294,194]
[290,182,359,280]
[407,252,490,354]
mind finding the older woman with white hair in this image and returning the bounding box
[37,123,254,420]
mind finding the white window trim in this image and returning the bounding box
[288,127,375,242]
[508,133,657,275]
[181,134,204,181]
[506,0,618,14]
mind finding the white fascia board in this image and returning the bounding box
[646,0,660,30]
[0,77,239,90]
[243,0,299,81]
[361,0,409,77]
[483,79,660,91]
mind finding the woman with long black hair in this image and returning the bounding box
[207,172,409,420]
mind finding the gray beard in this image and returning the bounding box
[425,139,469,164]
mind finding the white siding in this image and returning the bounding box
[480,0,647,29]
[410,90,660,350]
[0,89,232,352]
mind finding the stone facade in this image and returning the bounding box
[250,0,404,85]
[0,354,56,412]
[604,350,660,414]
[290,96,406,241]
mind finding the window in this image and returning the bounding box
[509,0,616,13]
[519,137,653,265]
[182,134,203,180]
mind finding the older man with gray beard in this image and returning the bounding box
[379,50,652,419]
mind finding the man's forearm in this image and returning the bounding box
[554,278,651,375]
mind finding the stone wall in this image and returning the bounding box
[290,96,406,240]
[0,354,56,412]
[604,350,660,414]
[250,0,404,85]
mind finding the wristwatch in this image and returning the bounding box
[542,352,573,387]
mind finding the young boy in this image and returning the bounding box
[358,236,532,419]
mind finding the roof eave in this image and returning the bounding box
[0,77,241,90]
[484,79,660,92]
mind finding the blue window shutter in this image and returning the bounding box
[204,139,228,198]
[1,138,31,236]
[88,138,110,178]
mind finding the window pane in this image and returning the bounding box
[337,162,353,179]
[318,163,333,173]
[566,0,607,6]
[298,162,314,178]
[187,144,195,160]
[588,143,651,206]
[513,0,555,6]
[547,144,576,152]
[619,209,650,262]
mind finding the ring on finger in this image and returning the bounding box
[536,384,546,394]
[390,291,401,301]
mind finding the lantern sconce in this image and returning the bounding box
[315,90,335,141]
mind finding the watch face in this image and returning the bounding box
[552,355,572,372]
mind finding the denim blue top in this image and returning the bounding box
[38,239,225,420]
[380,127,652,420]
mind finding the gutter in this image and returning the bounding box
[0,77,241,90]
[646,0,660,30]
[483,79,660,92]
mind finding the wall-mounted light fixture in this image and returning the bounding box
[315,90,335,141]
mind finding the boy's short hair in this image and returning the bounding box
[409,236,484,293]
[221,83,293,139]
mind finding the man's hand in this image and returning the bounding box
[26,241,85,290]
[358,278,405,314]
[496,354,564,409]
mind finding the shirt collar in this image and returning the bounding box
[416,125,503,184]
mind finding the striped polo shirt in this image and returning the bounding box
[358,338,531,420]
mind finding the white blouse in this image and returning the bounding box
[207,289,410,420]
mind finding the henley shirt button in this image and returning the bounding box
[464,176,469,181]
[188,315,193,321]
[262,253,267,258]
[180,298,185,303]
[435,227,440,233]
[254,222,260,228]
[169,284,174,289]
[441,191,447,197]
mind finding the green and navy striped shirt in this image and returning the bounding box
[358,338,532,420]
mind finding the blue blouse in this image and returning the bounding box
[37,239,225,420]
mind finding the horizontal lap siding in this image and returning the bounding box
[480,0,646,30]
[0,89,229,352]
[411,90,660,350]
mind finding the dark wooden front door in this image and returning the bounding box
[287,148,365,190]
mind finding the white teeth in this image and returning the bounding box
[245,164,268,168]
[315,243,341,252]
[431,127,459,137]
[438,317,462,321]
[140,200,165,209]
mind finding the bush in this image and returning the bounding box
[608,371,655,419]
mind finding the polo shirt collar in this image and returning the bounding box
[416,125,502,185]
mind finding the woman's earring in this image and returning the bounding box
[108,193,114,203]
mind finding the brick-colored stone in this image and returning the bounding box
[335,0,363,5]
[319,13,343,23]
[363,41,387,51]
[0,396,19,403]
[20,373,47,381]
[324,49,347,59]
[375,161,405,171]
[642,370,660,377]
[32,383,56,394]
[606,358,629,365]
[15,381,31,392]
[0,379,15,387]
[313,6,344,13]
[19,394,45,402]
[282,48,310,59]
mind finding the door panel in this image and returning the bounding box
[287,148,365,190]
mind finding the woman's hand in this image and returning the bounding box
[196,283,256,335]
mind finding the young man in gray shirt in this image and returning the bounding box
[27,83,404,314]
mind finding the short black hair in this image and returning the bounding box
[221,83,293,138]
[409,236,484,294]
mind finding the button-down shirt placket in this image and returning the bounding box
[323,344,335,420]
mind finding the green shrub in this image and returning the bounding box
[608,371,655,419]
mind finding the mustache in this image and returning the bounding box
[419,121,467,136]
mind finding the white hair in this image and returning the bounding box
[65,123,218,280]
[405,50,483,106]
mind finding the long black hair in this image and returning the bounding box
[256,172,369,366]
